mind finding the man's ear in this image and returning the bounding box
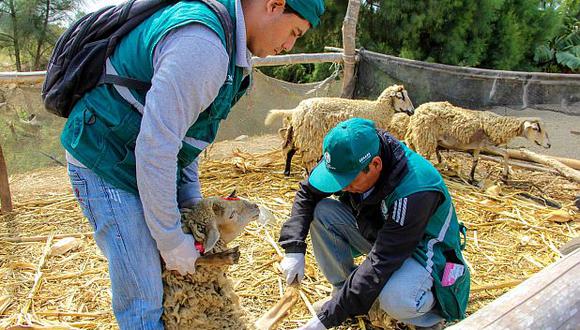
[266,0,286,14]
[204,218,221,252]
[372,155,382,171]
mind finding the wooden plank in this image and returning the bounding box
[0,144,13,214]
[482,148,580,170]
[0,71,45,83]
[0,53,344,83]
[447,248,580,329]
[251,53,343,67]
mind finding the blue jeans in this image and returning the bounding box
[68,163,164,330]
[311,198,444,327]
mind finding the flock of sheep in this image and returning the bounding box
[160,86,554,329]
[265,84,551,182]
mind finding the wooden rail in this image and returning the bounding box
[0,53,345,84]
[447,248,580,329]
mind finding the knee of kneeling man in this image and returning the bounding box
[378,287,435,320]
[313,199,340,223]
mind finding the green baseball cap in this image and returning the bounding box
[309,118,380,193]
[286,0,325,28]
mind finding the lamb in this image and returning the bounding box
[405,101,551,182]
[162,192,261,330]
[265,85,415,175]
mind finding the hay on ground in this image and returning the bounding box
[1,148,578,329]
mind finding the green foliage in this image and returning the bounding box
[0,0,82,71]
[268,0,570,82]
[534,0,580,72]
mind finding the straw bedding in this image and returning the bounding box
[1,144,578,329]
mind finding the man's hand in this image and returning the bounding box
[159,234,200,275]
[280,252,305,284]
[297,316,326,330]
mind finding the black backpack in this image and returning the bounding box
[41,0,233,118]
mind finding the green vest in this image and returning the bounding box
[383,143,470,321]
[60,0,249,194]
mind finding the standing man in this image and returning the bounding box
[61,0,324,328]
[279,118,470,330]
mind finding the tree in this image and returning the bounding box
[0,0,24,71]
[0,0,82,71]
[534,0,580,72]
[355,0,561,71]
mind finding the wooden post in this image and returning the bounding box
[0,143,13,213]
[340,0,361,99]
[447,248,580,329]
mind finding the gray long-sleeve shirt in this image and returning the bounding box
[68,0,251,252]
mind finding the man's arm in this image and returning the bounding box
[135,24,228,253]
[178,158,202,208]
[317,191,443,328]
[279,179,331,253]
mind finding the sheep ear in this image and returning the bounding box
[204,219,221,252]
[524,121,540,131]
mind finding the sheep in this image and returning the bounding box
[385,112,411,141]
[162,192,260,330]
[405,101,551,182]
[265,85,415,175]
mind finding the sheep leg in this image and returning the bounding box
[469,149,480,185]
[196,246,240,266]
[486,146,510,182]
[435,146,443,165]
[254,283,300,330]
[284,148,296,176]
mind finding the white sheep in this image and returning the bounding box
[405,101,551,182]
[265,85,415,175]
[162,193,260,330]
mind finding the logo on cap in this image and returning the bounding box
[359,152,371,164]
[324,152,336,170]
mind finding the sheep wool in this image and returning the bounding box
[385,112,410,141]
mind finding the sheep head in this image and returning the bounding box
[377,85,414,115]
[522,118,551,149]
[181,192,261,252]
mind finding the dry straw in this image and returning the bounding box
[1,148,578,329]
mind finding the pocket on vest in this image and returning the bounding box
[433,248,470,321]
[62,103,108,168]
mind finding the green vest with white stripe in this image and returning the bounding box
[60,0,249,194]
[383,143,470,321]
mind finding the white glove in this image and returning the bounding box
[297,316,326,330]
[160,234,200,275]
[280,252,305,284]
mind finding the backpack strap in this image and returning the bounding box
[105,58,146,112]
[102,0,235,97]
[198,0,234,58]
